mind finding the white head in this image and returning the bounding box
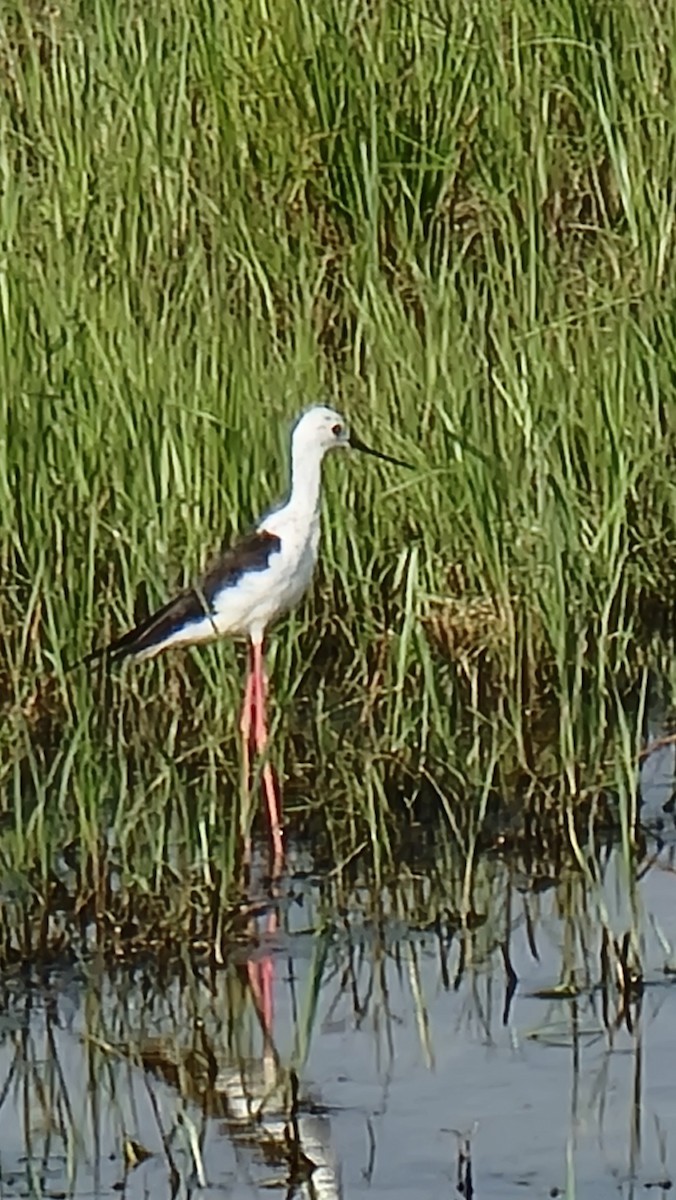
[271,403,411,525]
[291,405,350,458]
[289,404,412,475]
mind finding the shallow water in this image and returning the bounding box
[2,739,676,1198]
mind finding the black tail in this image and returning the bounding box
[70,528,281,672]
[68,618,154,672]
[71,588,208,672]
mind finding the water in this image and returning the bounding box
[2,740,676,1198]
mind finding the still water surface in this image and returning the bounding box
[2,737,676,1198]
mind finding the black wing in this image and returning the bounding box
[78,529,281,667]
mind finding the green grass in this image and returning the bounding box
[1,0,675,923]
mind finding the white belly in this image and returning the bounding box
[211,529,318,642]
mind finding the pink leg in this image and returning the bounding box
[239,645,256,784]
[251,639,284,870]
[239,648,257,867]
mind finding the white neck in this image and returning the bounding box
[261,438,325,537]
[285,438,324,523]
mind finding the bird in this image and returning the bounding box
[79,405,411,867]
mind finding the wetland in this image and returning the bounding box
[5,0,676,1194]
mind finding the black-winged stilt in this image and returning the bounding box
[80,405,410,865]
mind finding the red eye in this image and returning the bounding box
[332,423,343,436]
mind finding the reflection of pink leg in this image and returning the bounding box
[247,956,263,1015]
[260,907,277,1031]
[247,905,278,1036]
[251,639,283,870]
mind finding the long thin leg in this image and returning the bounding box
[238,645,257,868]
[239,644,256,784]
[251,639,284,868]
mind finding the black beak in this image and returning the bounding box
[349,433,414,470]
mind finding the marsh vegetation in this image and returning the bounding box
[2,0,676,943]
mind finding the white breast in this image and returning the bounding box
[211,518,319,643]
